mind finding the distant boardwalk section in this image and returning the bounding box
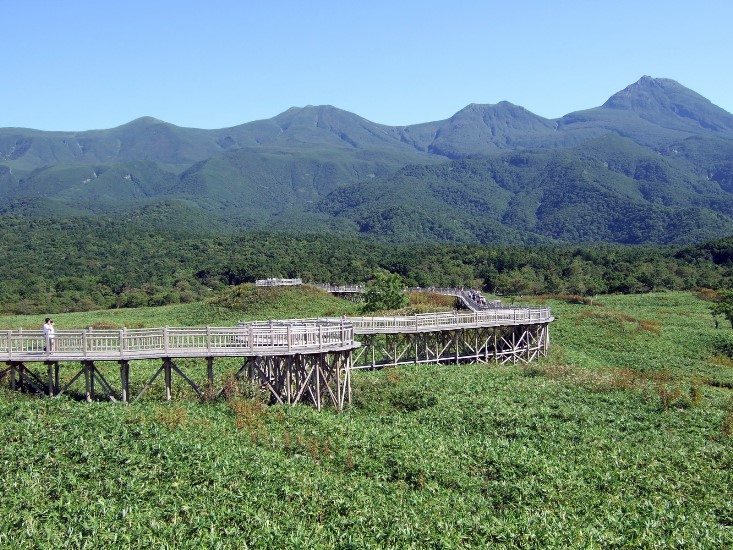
[256,278,303,287]
[345,307,553,369]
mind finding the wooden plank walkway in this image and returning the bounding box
[0,309,553,365]
[0,321,355,363]
[345,307,552,334]
[1,305,553,409]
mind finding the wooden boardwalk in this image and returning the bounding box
[346,307,550,333]
[344,308,552,370]
[1,307,553,409]
[1,321,355,363]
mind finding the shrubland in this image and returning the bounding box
[0,289,732,547]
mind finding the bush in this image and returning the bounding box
[362,272,408,313]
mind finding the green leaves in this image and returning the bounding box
[710,289,733,328]
[361,272,408,313]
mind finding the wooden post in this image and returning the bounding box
[494,327,498,364]
[47,362,54,397]
[84,361,92,402]
[207,357,214,386]
[120,361,129,403]
[455,330,460,363]
[164,359,172,401]
[286,357,292,404]
[346,352,352,406]
[316,354,322,412]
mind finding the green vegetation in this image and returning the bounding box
[361,272,408,313]
[0,285,363,330]
[2,215,733,315]
[3,78,733,246]
[709,289,733,329]
[1,291,732,547]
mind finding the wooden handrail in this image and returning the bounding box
[341,307,553,333]
[0,321,355,362]
[1,307,553,362]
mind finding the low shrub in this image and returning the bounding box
[534,294,606,306]
[695,287,721,302]
[575,310,661,335]
[389,386,437,411]
[723,400,733,438]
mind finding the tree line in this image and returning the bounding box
[1,216,732,315]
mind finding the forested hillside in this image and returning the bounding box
[1,216,732,315]
[315,135,733,243]
[2,77,733,245]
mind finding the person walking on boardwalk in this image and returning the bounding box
[42,318,55,352]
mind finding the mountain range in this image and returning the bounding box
[2,76,733,244]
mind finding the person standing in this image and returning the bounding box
[42,318,55,352]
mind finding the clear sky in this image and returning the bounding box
[3,0,732,131]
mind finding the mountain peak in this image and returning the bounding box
[598,76,733,134]
[116,116,170,130]
[603,76,705,111]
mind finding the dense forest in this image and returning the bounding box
[2,215,732,315]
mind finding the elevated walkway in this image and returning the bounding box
[2,295,552,409]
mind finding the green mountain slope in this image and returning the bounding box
[1,77,733,245]
[557,76,733,147]
[314,136,733,244]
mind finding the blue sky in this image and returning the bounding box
[4,0,732,131]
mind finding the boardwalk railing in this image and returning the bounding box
[1,309,553,407]
[1,307,552,363]
[256,278,303,287]
[1,321,355,362]
[313,283,365,293]
[343,307,552,334]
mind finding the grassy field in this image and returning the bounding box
[1,289,732,547]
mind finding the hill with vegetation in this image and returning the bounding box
[2,77,733,245]
[1,214,733,315]
[315,134,733,244]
